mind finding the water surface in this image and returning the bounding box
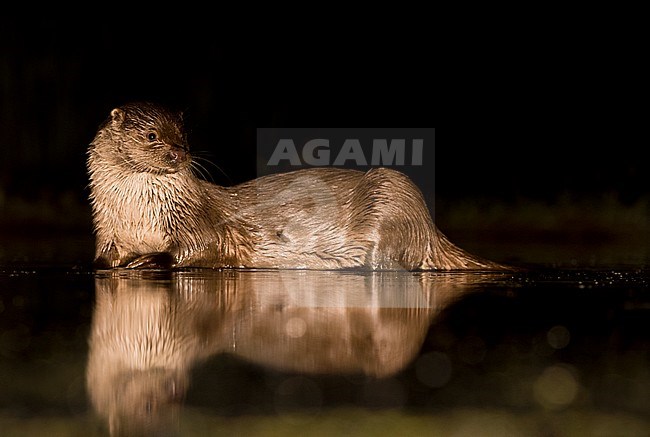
[0,265,648,435]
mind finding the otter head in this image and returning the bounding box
[93,102,190,174]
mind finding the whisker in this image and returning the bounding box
[192,153,232,185]
[188,162,201,180]
[195,161,215,182]
[190,161,213,182]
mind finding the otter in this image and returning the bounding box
[87,102,503,270]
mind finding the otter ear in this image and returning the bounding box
[110,108,125,126]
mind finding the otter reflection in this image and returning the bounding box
[87,269,502,434]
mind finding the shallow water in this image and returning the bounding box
[0,260,648,436]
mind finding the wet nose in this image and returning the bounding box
[168,144,188,163]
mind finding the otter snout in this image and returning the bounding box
[168,144,189,164]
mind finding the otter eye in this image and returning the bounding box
[147,132,158,141]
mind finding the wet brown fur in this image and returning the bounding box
[88,102,504,270]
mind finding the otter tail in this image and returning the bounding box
[421,227,509,270]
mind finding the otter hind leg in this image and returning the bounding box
[359,168,505,271]
[354,168,433,270]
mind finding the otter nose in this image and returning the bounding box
[168,144,188,163]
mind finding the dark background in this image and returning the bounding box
[1,19,647,265]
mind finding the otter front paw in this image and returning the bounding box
[125,252,175,269]
[93,243,121,269]
[93,256,119,269]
